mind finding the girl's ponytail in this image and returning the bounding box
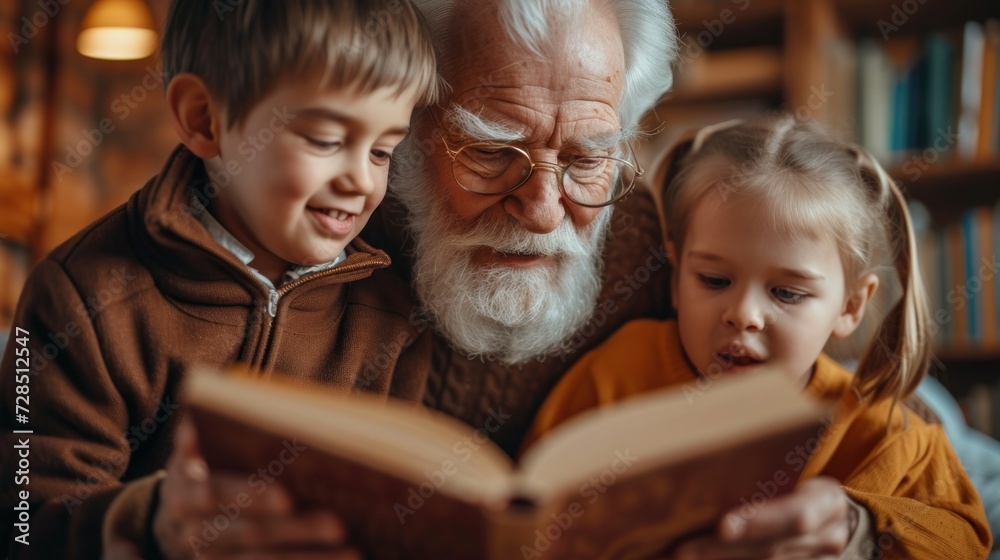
[851,147,932,403]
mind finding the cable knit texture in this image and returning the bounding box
[364,184,675,458]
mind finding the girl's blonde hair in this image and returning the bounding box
[658,114,931,404]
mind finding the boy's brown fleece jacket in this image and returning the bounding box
[0,145,431,558]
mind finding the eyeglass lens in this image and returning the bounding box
[452,145,635,206]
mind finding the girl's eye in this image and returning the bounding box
[698,275,729,289]
[370,150,392,166]
[773,288,806,304]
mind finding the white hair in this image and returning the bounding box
[414,0,678,134]
[447,105,527,143]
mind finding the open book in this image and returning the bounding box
[182,368,831,560]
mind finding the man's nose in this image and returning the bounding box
[722,290,769,332]
[502,165,567,234]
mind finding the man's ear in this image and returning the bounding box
[832,272,879,339]
[165,73,224,159]
[666,241,679,311]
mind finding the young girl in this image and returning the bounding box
[524,115,992,559]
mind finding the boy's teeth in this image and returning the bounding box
[311,207,352,221]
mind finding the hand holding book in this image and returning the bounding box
[149,421,358,560]
[180,367,831,559]
[667,476,852,559]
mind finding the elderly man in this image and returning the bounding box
[135,1,873,559]
[375,0,677,457]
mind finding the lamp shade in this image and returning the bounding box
[77,0,158,60]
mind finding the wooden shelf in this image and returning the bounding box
[832,0,1000,38]
[891,159,1000,222]
[662,46,784,105]
[930,357,1000,394]
[669,0,784,51]
[934,348,1000,362]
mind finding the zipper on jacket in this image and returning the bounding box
[255,257,386,368]
[267,289,279,318]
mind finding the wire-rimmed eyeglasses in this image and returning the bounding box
[434,118,643,208]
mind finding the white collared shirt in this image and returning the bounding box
[188,195,347,291]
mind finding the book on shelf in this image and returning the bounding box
[858,37,893,161]
[959,21,985,160]
[857,19,1000,163]
[181,367,830,559]
[916,200,1000,355]
[977,20,999,160]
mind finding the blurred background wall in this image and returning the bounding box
[1,0,175,329]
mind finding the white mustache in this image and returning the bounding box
[448,213,596,259]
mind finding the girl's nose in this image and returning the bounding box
[722,292,768,332]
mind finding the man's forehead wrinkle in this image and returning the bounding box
[454,82,618,113]
[453,60,618,97]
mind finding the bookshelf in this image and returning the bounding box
[649,0,1000,435]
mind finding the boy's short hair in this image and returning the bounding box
[161,0,439,129]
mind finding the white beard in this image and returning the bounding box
[391,131,611,365]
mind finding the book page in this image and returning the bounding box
[516,370,828,501]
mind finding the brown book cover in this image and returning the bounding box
[182,368,831,560]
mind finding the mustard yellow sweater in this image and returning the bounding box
[525,319,992,559]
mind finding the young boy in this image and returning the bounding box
[0,1,437,557]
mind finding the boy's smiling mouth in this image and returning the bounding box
[307,205,356,236]
[307,205,354,221]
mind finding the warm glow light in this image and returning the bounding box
[77,0,158,61]
[77,28,157,60]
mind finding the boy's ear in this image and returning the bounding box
[165,73,224,159]
[832,273,879,339]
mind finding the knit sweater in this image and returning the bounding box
[0,145,431,558]
[362,187,675,458]
[524,319,993,559]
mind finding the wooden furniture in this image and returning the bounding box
[646,0,1000,420]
